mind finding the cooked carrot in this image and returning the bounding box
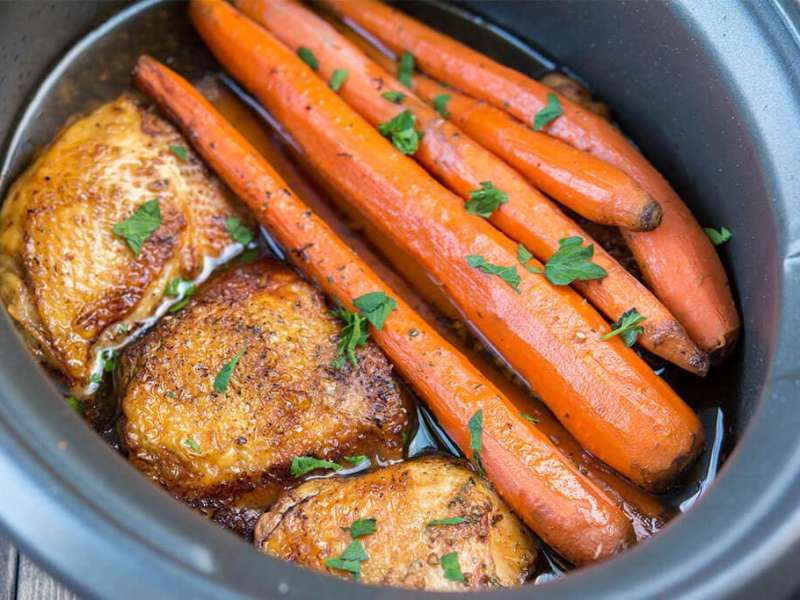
[189,0,704,491]
[321,0,740,355]
[209,75,669,539]
[237,0,707,377]
[134,51,636,564]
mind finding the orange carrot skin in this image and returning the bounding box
[191,0,703,491]
[134,51,635,564]
[238,0,707,376]
[321,0,740,356]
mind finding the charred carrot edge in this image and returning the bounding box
[238,0,707,377]
[321,0,740,356]
[190,0,704,491]
[134,51,635,564]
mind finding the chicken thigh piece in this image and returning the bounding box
[0,94,251,392]
[120,259,410,512]
[254,456,537,591]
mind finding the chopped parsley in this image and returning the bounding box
[100,348,118,373]
[183,436,201,453]
[348,518,377,539]
[290,456,343,476]
[89,373,103,385]
[602,308,647,347]
[239,247,261,263]
[440,552,465,583]
[704,226,732,246]
[65,395,81,413]
[213,345,247,393]
[344,455,369,466]
[516,243,542,273]
[397,51,415,88]
[468,408,484,475]
[169,145,188,161]
[427,516,466,527]
[381,91,406,104]
[544,237,607,285]
[353,291,396,330]
[325,540,368,581]
[329,68,349,92]
[465,181,508,218]
[113,199,162,255]
[433,93,451,118]
[331,305,370,369]
[466,255,521,293]
[226,216,255,246]
[377,110,421,155]
[533,92,563,131]
[297,47,318,71]
[165,277,196,313]
[521,413,540,424]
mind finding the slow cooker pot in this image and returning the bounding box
[1,1,799,598]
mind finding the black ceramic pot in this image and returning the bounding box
[0,1,799,598]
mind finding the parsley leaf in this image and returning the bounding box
[344,455,369,465]
[239,247,260,263]
[65,395,82,413]
[521,413,540,424]
[291,456,343,476]
[329,68,349,92]
[468,408,484,475]
[113,199,162,255]
[213,345,247,393]
[465,181,508,218]
[544,237,607,285]
[533,92,563,131]
[377,110,422,155]
[100,348,118,373]
[602,308,647,347]
[165,277,196,313]
[297,47,318,71]
[89,373,103,385]
[441,552,465,583]
[397,51,415,88]
[427,516,466,527]
[704,226,732,246]
[226,216,255,246]
[381,91,405,104]
[466,255,521,293]
[331,305,370,368]
[353,291,396,330]
[348,518,377,538]
[169,145,189,161]
[433,93,451,117]
[325,540,368,581]
[517,243,542,273]
[183,436,201,453]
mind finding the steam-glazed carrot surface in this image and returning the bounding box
[190,0,704,492]
[236,0,707,377]
[134,52,637,565]
[320,0,740,356]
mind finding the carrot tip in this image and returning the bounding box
[637,198,663,231]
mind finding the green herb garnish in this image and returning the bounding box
[344,455,369,465]
[66,395,81,413]
[465,181,508,218]
[331,305,370,369]
[516,243,542,273]
[325,540,368,581]
[213,345,247,393]
[348,518,377,539]
[165,277,196,313]
[239,247,260,263]
[533,92,562,131]
[440,552,465,583]
[113,199,162,255]
[433,93,451,118]
[226,216,255,246]
[466,255,521,292]
[397,51,414,88]
[169,145,188,161]
[291,456,343,476]
[100,348,118,373]
[468,408,484,475]
[183,436,201,453]
[377,110,421,155]
[427,516,466,527]
[544,237,607,285]
[602,308,647,347]
[329,68,349,92]
[521,413,540,424]
[297,47,318,71]
[704,226,732,246]
[353,291,396,330]
[89,373,103,385]
[381,91,406,104]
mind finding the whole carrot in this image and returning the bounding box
[321,0,740,356]
[190,0,704,491]
[134,52,635,564]
[237,0,707,377]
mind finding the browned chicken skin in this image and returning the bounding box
[255,456,538,591]
[0,94,251,392]
[120,259,410,514]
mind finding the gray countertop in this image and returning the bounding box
[0,537,77,600]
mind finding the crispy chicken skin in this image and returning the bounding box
[120,259,410,508]
[254,456,537,591]
[0,94,250,391]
